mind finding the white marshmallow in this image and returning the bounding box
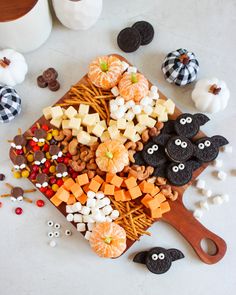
[125,110,135,121]
[132,104,142,114]
[102,205,113,216]
[87,222,95,231]
[49,240,57,248]
[106,216,113,223]
[150,85,158,93]
[81,206,91,215]
[127,66,137,73]
[66,205,74,214]
[96,192,104,199]
[222,145,233,153]
[119,105,128,113]
[125,100,135,108]
[95,199,105,209]
[212,196,224,205]
[217,170,227,181]
[201,189,212,198]
[73,214,83,223]
[140,97,151,106]
[87,191,96,199]
[149,91,159,100]
[66,214,74,222]
[91,207,100,215]
[195,179,206,190]
[121,61,129,72]
[110,104,119,112]
[114,110,124,119]
[102,197,111,206]
[110,210,119,220]
[116,96,125,106]
[193,209,203,219]
[111,86,119,97]
[199,200,209,211]
[221,194,230,202]
[84,231,92,240]
[143,105,153,115]
[86,198,96,208]
[212,159,223,168]
[71,202,82,213]
[77,223,86,232]
[83,215,95,223]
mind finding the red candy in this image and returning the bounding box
[36,199,45,207]
[72,172,78,179]
[43,144,49,152]
[64,157,69,164]
[42,125,49,131]
[66,152,72,159]
[44,160,51,168]
[31,126,37,133]
[40,187,47,193]
[15,207,23,215]
[29,140,36,147]
[57,179,64,187]
[49,177,57,185]
[33,145,40,152]
[42,168,49,174]
[30,172,37,180]
[32,165,39,172]
[16,149,23,155]
[45,189,54,198]
[57,157,64,163]
[0,202,2,208]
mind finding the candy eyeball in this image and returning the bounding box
[198,143,205,150]
[65,229,72,236]
[181,141,187,148]
[158,253,165,260]
[54,231,60,238]
[179,163,185,170]
[54,223,61,229]
[205,140,211,147]
[152,253,158,260]
[48,232,54,238]
[180,118,186,125]
[186,117,192,123]
[47,220,54,227]
[152,144,158,151]
[175,139,181,146]
[172,166,179,172]
[147,148,154,154]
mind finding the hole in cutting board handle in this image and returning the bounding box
[200,238,218,256]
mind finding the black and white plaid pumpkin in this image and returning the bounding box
[162,48,199,86]
[0,85,21,123]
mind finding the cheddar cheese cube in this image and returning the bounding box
[67,194,76,205]
[77,193,87,205]
[141,194,153,208]
[104,184,115,195]
[50,195,63,207]
[89,179,101,192]
[71,183,83,199]
[160,201,171,213]
[63,178,75,191]
[94,175,104,184]
[76,173,89,186]
[129,186,142,199]
[125,177,137,189]
[55,187,70,202]
[110,175,123,188]
[150,207,162,219]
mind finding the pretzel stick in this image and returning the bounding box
[5,183,14,189]
[23,197,33,203]
[0,194,11,198]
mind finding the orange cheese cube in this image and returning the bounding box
[106,173,114,183]
[124,190,132,201]
[63,178,75,191]
[67,194,76,205]
[129,185,142,199]
[76,173,89,186]
[141,194,153,208]
[82,183,90,194]
[77,193,87,205]
[94,175,104,184]
[150,207,162,219]
[104,184,115,195]
[55,187,70,202]
[150,186,160,196]
[125,177,137,189]
[50,195,63,207]
[110,175,123,188]
[139,181,155,194]
[160,201,171,214]
[89,179,101,192]
[147,196,162,210]
[153,192,166,204]
[71,183,83,199]
[114,189,126,201]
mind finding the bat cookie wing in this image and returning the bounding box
[167,248,185,261]
[133,251,148,264]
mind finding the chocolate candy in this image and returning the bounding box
[49,145,60,156]
[13,134,27,147]
[48,80,60,92]
[11,187,24,198]
[34,128,47,140]
[34,151,46,165]
[43,68,58,83]
[132,21,154,45]
[117,27,141,53]
[36,173,49,185]
[37,75,48,88]
[56,163,68,177]
[0,173,5,181]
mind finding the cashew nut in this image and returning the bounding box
[141,129,149,143]
[136,141,143,151]
[128,150,135,163]
[125,141,137,150]
[54,130,65,141]
[69,160,86,172]
[63,129,72,141]
[86,163,97,170]
[68,138,79,156]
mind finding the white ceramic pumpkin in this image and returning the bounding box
[192,78,230,113]
[0,49,28,87]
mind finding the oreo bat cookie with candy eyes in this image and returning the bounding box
[194,135,229,162]
[141,141,167,167]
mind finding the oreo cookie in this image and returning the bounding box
[174,113,209,138]
[142,141,167,167]
[134,151,146,166]
[166,160,201,186]
[133,247,184,274]
[194,135,229,162]
[117,27,141,53]
[132,21,154,45]
[153,164,167,178]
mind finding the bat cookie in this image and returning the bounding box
[141,141,167,167]
[133,247,184,274]
[194,135,229,162]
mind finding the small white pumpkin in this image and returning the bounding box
[0,49,28,87]
[192,78,230,113]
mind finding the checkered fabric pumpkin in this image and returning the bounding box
[162,48,199,86]
[0,85,21,123]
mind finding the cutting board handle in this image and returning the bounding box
[163,201,227,264]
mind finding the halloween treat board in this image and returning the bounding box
[9,54,227,263]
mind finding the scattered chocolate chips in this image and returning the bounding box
[48,80,60,92]
[0,173,5,181]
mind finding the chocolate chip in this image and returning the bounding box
[49,145,60,156]
[37,75,48,88]
[0,173,5,181]
[43,68,58,83]
[56,163,67,174]
[34,151,45,162]
[48,80,60,92]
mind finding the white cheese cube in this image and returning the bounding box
[65,106,77,119]
[135,123,147,134]
[62,120,70,130]
[92,124,105,137]
[143,105,153,115]
[132,133,141,142]
[72,128,82,136]
[146,117,156,128]
[87,125,95,133]
[82,114,97,127]
[77,131,91,145]
[43,106,52,120]
[158,112,168,122]
[101,131,111,142]
[164,99,175,115]
[84,231,92,240]
[108,125,120,139]
[116,134,128,144]
[50,118,62,129]
[153,104,166,116]
[51,106,63,119]
[78,104,89,115]
[73,214,83,223]
[123,125,136,140]
[77,223,86,232]
[137,114,149,125]
[125,110,135,121]
[69,117,81,130]
[99,120,107,129]
[88,136,98,146]
[111,86,119,96]
[117,118,127,130]
[109,120,117,127]
[156,99,166,105]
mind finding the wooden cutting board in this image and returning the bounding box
[9,54,227,264]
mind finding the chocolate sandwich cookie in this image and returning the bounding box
[117,27,141,53]
[37,75,48,88]
[134,151,146,166]
[34,151,46,165]
[194,135,229,162]
[56,163,68,178]
[132,21,154,45]
[48,80,60,92]
[36,173,49,188]
[43,68,58,83]
[142,141,167,167]
[49,145,62,160]
[12,134,27,149]
[11,187,24,201]
[14,155,27,170]
[33,128,47,142]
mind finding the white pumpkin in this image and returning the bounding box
[192,78,230,113]
[0,49,28,87]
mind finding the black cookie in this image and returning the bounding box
[132,21,154,45]
[134,151,146,166]
[153,164,167,178]
[142,141,167,167]
[161,120,175,134]
[194,135,229,162]
[117,27,141,53]
[166,160,201,186]
[174,113,209,138]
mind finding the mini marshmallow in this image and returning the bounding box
[93,212,103,222]
[212,158,223,168]
[66,205,74,214]
[119,105,128,113]
[84,231,92,240]
[110,103,119,112]
[140,97,151,106]
[195,179,206,190]
[83,215,95,223]
[87,222,95,231]
[77,223,86,232]
[66,213,74,222]
[71,202,82,212]
[121,61,129,72]
[193,209,203,219]
[102,197,111,206]
[201,188,212,198]
[212,196,224,205]
[127,66,137,73]
[116,96,125,106]
[73,214,83,223]
[86,198,96,208]
[113,110,124,119]
[111,86,119,97]
[222,145,233,153]
[125,110,135,121]
[150,85,158,93]
[217,170,227,181]
[102,205,113,216]
[132,104,142,114]
[149,91,159,100]
[221,194,230,202]
[106,216,113,223]
[110,210,119,220]
[49,240,57,248]
[95,199,105,209]
[125,100,135,108]
[95,192,104,199]
[143,105,153,115]
[199,200,209,211]
[87,191,96,199]
[81,206,91,215]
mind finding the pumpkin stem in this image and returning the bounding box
[209,84,221,95]
[105,151,113,159]
[104,237,112,244]
[100,61,108,72]
[0,57,11,68]
[179,54,190,65]
[131,72,138,83]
